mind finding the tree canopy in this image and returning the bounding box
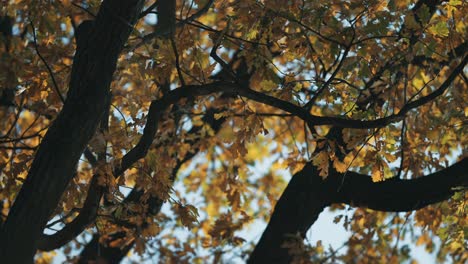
[0,0,467,263]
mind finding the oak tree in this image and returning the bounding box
[0,0,467,263]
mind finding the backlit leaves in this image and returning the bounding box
[428,22,450,37]
[174,203,199,229]
[312,151,329,178]
[0,0,466,262]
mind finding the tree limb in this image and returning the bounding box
[76,109,226,263]
[249,157,467,263]
[334,158,468,211]
[0,1,145,262]
[133,54,464,130]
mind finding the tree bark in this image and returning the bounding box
[333,158,468,211]
[0,1,144,262]
[249,158,468,263]
[249,164,332,263]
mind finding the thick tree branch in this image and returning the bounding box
[77,109,226,263]
[77,232,132,264]
[249,163,330,263]
[133,54,464,130]
[0,0,145,262]
[37,88,111,252]
[114,99,166,176]
[249,157,467,263]
[37,175,104,251]
[137,0,214,45]
[334,157,468,211]
[156,0,176,38]
[38,105,224,251]
[40,50,465,251]
[38,98,163,251]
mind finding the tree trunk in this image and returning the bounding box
[248,164,332,263]
[249,158,468,263]
[0,1,144,262]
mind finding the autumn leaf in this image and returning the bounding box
[1,0,466,263]
[428,21,450,37]
[312,151,329,178]
[259,79,278,92]
[371,159,385,182]
[333,158,348,173]
[175,203,199,229]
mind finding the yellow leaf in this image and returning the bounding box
[333,158,348,173]
[371,162,384,182]
[246,22,259,40]
[455,20,466,33]
[428,21,449,37]
[218,126,236,142]
[448,0,462,5]
[313,151,329,178]
[383,152,397,163]
[395,0,411,9]
[412,76,424,88]
[40,90,48,100]
[214,112,226,120]
[259,79,278,92]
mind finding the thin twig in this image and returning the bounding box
[134,0,215,49]
[71,2,97,17]
[111,103,130,137]
[45,208,81,228]
[170,37,186,86]
[397,71,408,179]
[4,96,25,138]
[30,21,65,103]
[304,38,353,110]
[139,0,160,19]
[182,0,214,24]
[0,145,37,150]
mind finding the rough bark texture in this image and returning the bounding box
[249,158,468,263]
[0,1,144,262]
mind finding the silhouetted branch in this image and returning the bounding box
[249,157,468,263]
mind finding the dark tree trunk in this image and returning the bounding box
[0,1,144,262]
[249,158,468,263]
[248,164,333,263]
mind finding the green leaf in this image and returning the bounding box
[449,0,462,6]
[428,21,449,37]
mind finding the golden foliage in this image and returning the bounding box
[0,0,466,262]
